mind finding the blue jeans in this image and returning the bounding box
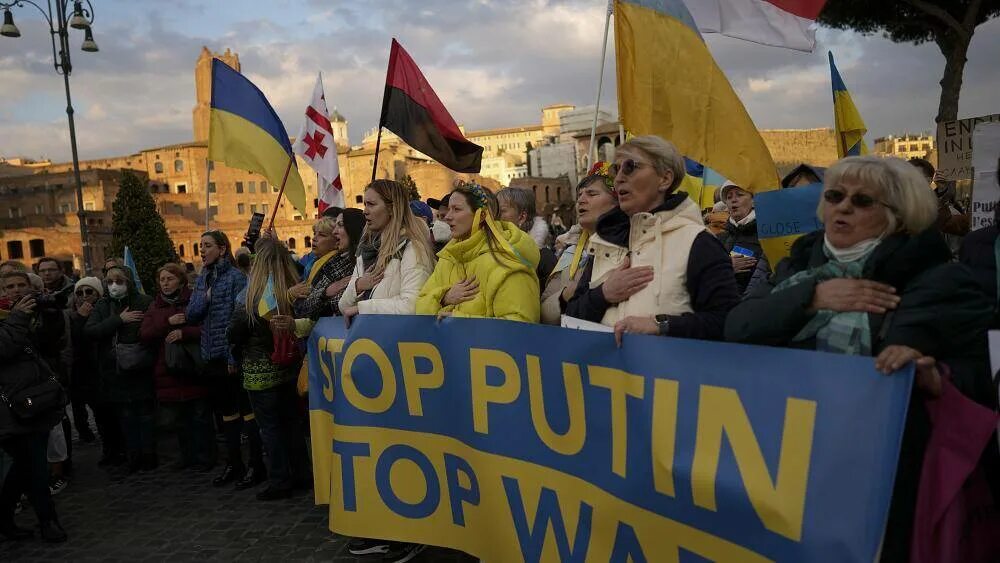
[249,383,309,490]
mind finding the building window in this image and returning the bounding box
[209,205,218,217]
[6,241,24,259]
[909,144,918,152]
[174,159,184,172]
[208,182,216,193]
[264,181,273,193]
[34,204,44,215]
[251,204,258,214]
[193,243,199,257]
[355,195,363,205]
[8,207,21,219]
[176,184,187,194]
[545,186,550,201]
[28,239,45,258]
[248,181,256,193]
[237,203,245,215]
[236,182,244,194]
[262,204,268,215]
[84,202,96,211]
[304,236,312,248]
[179,244,185,257]
[288,238,297,249]
[59,203,72,213]
[293,213,303,221]
[922,144,930,151]
[154,161,164,174]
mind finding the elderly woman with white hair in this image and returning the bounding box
[725,155,997,563]
[564,135,740,342]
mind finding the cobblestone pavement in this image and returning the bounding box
[0,429,475,562]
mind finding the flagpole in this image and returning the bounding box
[268,154,295,231]
[586,1,614,168]
[371,126,384,183]
[204,158,212,231]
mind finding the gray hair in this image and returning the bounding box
[496,187,537,231]
[618,135,686,192]
[819,156,938,235]
[313,216,337,236]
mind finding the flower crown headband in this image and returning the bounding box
[586,161,616,194]
[458,181,490,210]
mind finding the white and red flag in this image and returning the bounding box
[292,72,344,212]
[684,0,828,52]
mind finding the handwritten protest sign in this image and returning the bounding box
[753,182,823,265]
[936,113,1000,181]
[308,315,911,562]
[970,122,1000,230]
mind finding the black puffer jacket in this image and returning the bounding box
[726,227,997,563]
[0,311,65,441]
[716,217,767,294]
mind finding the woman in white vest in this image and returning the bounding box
[564,135,740,343]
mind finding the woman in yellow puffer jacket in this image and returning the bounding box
[417,182,541,322]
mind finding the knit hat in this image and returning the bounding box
[409,200,435,227]
[27,273,44,292]
[74,276,104,297]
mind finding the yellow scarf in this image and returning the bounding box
[306,250,337,285]
[568,230,590,280]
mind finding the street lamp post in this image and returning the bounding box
[2,0,98,275]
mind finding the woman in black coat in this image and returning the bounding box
[84,266,155,473]
[725,156,997,563]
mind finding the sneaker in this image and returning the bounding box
[346,537,391,556]
[383,542,426,563]
[49,477,69,496]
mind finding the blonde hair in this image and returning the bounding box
[618,135,686,192]
[360,179,434,276]
[244,238,299,324]
[313,216,337,237]
[819,156,938,235]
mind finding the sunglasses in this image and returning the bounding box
[75,288,95,296]
[608,158,649,178]
[822,190,895,211]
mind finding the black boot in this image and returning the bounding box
[212,463,243,487]
[234,464,267,490]
[40,517,67,543]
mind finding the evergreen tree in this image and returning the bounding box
[110,170,178,292]
[399,174,421,201]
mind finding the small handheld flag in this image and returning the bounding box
[122,246,144,294]
[257,273,278,320]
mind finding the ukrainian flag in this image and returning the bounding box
[208,59,307,217]
[257,272,278,320]
[614,0,779,194]
[123,246,144,294]
[829,51,869,158]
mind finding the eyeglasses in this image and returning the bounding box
[75,288,95,297]
[822,190,896,211]
[608,158,649,178]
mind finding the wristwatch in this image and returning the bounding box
[655,314,670,336]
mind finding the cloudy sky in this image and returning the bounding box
[1,0,998,163]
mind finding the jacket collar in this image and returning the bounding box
[596,193,691,246]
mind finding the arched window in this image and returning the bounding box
[557,186,563,200]
[174,159,184,172]
[154,161,164,174]
[288,238,297,250]
[193,244,199,257]
[545,185,551,202]
[304,236,312,248]
[179,244,185,257]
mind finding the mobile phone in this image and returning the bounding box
[245,212,265,251]
[731,245,755,258]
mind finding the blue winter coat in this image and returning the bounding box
[186,259,247,365]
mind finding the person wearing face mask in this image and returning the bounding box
[540,162,618,325]
[716,181,769,296]
[725,156,998,562]
[140,264,211,471]
[84,266,155,474]
[185,231,262,490]
[565,135,740,344]
[68,278,104,448]
[416,182,541,322]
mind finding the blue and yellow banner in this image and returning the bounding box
[309,315,911,562]
[754,182,823,264]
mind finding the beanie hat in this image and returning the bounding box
[409,200,435,227]
[74,276,104,297]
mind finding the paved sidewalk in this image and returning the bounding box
[0,433,474,562]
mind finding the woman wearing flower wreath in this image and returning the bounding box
[417,182,541,322]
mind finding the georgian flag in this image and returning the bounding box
[292,72,344,212]
[684,0,828,52]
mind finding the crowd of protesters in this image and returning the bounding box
[1,133,998,562]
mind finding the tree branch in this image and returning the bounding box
[962,0,986,30]
[903,0,970,41]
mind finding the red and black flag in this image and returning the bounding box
[378,39,483,173]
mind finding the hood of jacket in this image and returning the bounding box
[440,219,540,274]
[595,193,704,247]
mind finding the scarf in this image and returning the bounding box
[307,250,337,286]
[729,209,756,228]
[552,230,591,281]
[773,239,881,356]
[358,234,381,272]
[160,289,182,306]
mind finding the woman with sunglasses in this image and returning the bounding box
[540,162,617,325]
[564,135,740,344]
[726,156,997,562]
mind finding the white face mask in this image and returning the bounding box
[108,282,128,298]
[823,234,882,263]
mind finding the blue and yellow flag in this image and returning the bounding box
[614,0,779,193]
[257,273,278,320]
[208,58,307,217]
[829,51,869,158]
[122,246,143,294]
